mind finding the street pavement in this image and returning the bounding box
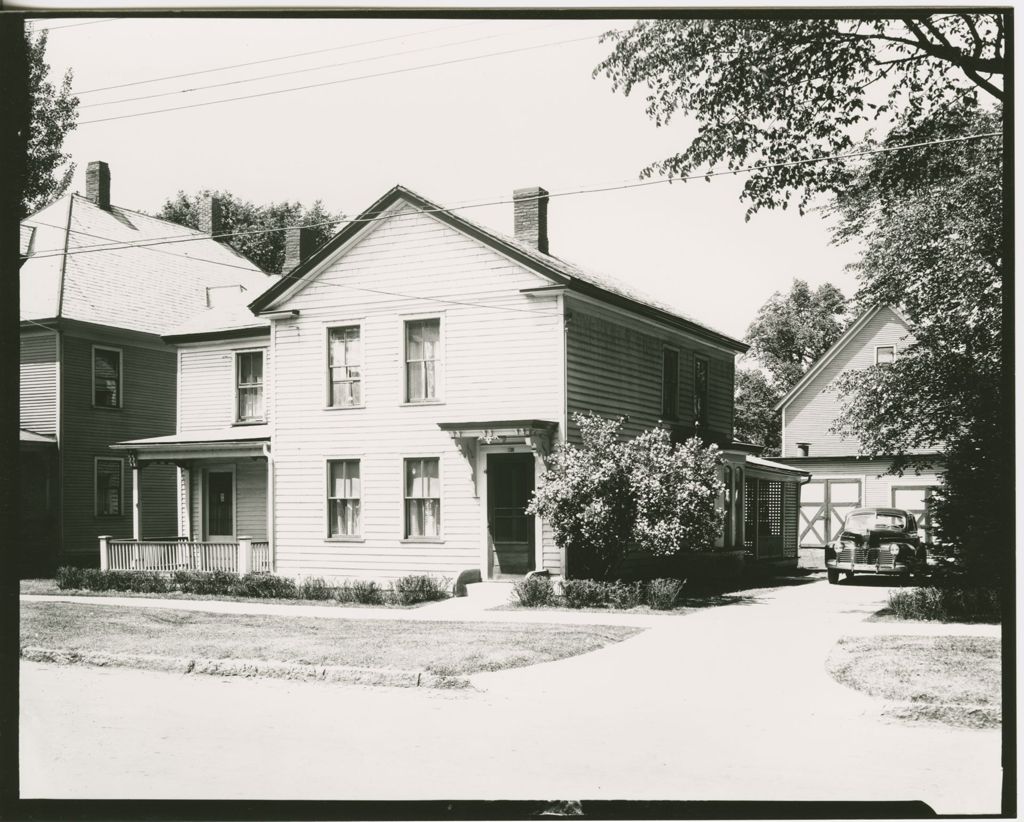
[20,577,1003,812]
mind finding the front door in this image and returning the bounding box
[487,453,536,577]
[206,470,235,541]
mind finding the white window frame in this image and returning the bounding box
[875,344,896,365]
[92,345,124,409]
[325,457,363,541]
[94,456,125,517]
[324,321,365,410]
[693,353,710,430]
[400,313,444,405]
[233,348,267,424]
[401,455,443,542]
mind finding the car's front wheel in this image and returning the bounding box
[827,568,840,585]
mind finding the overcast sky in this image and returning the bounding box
[32,15,860,340]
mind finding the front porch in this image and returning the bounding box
[108,426,273,575]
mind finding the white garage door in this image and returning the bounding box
[799,479,862,547]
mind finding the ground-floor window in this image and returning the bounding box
[405,457,440,538]
[328,459,361,537]
[95,457,124,517]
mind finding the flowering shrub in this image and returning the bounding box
[529,413,725,578]
[627,428,725,556]
[527,413,636,579]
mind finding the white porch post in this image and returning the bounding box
[129,450,141,541]
[237,535,252,577]
[98,535,110,571]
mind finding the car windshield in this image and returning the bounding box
[843,512,906,533]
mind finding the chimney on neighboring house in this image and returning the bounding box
[85,161,111,210]
[513,186,549,255]
[283,225,316,272]
[197,193,224,237]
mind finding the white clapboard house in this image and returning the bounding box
[109,185,808,582]
[775,304,944,551]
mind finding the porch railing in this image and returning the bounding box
[100,536,271,575]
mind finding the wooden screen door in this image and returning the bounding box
[205,470,235,541]
[487,453,536,577]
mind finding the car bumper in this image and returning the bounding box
[827,560,911,575]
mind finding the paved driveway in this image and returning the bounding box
[20,577,1002,812]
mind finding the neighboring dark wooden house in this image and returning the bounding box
[113,184,807,581]
[18,161,274,574]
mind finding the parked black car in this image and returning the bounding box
[825,507,927,584]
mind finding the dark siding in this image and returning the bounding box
[60,331,178,562]
[565,299,735,444]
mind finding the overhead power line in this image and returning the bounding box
[27,130,1003,260]
[80,24,554,110]
[77,33,600,125]
[72,21,479,95]
[27,18,117,33]
[24,217,558,317]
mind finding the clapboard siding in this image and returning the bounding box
[783,306,914,458]
[20,331,58,436]
[269,205,563,580]
[786,459,944,507]
[565,297,735,443]
[60,330,178,560]
[178,338,270,431]
[188,460,267,541]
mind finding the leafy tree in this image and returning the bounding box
[829,102,1003,582]
[733,368,782,454]
[627,428,724,556]
[23,29,79,216]
[594,14,1004,216]
[528,413,725,579]
[158,191,343,274]
[734,279,849,454]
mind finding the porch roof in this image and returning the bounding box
[437,419,558,438]
[20,428,57,444]
[745,455,811,480]
[110,425,270,459]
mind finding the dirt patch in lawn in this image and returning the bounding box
[20,601,641,678]
[826,635,1001,729]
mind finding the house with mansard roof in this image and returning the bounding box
[774,304,944,552]
[19,160,276,574]
[111,183,808,582]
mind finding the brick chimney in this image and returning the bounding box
[85,161,111,210]
[513,186,549,254]
[283,225,316,272]
[197,193,224,237]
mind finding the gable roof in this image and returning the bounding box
[248,185,747,353]
[774,304,910,412]
[21,193,277,336]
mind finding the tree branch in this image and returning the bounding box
[958,14,984,59]
[901,17,1004,99]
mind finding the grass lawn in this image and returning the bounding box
[827,635,1001,729]
[20,601,641,677]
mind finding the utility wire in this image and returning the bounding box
[23,217,558,317]
[72,21,480,95]
[27,131,1003,259]
[77,34,600,125]
[26,18,116,33]
[80,24,554,110]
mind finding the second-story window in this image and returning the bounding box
[328,326,362,407]
[236,351,264,422]
[405,318,440,403]
[93,346,122,408]
[661,347,679,419]
[693,355,709,431]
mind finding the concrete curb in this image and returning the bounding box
[20,647,471,690]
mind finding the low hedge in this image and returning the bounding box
[888,585,1001,623]
[53,566,451,606]
[512,576,684,610]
